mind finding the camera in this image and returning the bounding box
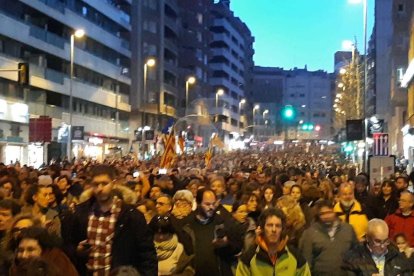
[159,168,167,174]
[133,171,140,178]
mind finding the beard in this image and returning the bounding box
[341,200,354,208]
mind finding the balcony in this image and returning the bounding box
[164,16,178,34]
[161,104,176,118]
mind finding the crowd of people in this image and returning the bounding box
[0,145,413,275]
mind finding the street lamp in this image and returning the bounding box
[143,58,156,126]
[253,104,259,125]
[263,109,269,119]
[67,28,85,161]
[185,76,196,114]
[238,99,246,130]
[215,89,224,122]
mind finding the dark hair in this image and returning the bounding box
[231,200,244,214]
[24,185,52,206]
[395,175,408,184]
[0,199,21,216]
[196,188,216,205]
[16,227,58,251]
[258,208,286,238]
[314,199,334,221]
[393,232,408,242]
[149,215,175,234]
[90,165,117,180]
[12,257,59,276]
[55,175,72,187]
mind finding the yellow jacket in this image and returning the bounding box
[334,200,368,241]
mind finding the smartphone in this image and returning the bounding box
[133,171,140,178]
[159,168,167,174]
[214,224,226,239]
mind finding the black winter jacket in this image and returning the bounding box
[65,198,157,276]
[342,243,412,276]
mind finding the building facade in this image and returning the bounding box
[0,0,132,165]
[209,0,254,138]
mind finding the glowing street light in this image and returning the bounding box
[185,76,196,112]
[67,28,85,160]
[215,89,224,122]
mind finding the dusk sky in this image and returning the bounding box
[231,0,375,73]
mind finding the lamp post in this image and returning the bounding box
[67,29,85,161]
[185,76,196,114]
[263,109,269,120]
[215,89,224,122]
[143,58,155,126]
[348,0,368,171]
[253,104,259,126]
[238,99,246,131]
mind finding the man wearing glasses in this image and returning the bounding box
[67,165,157,276]
[342,219,411,275]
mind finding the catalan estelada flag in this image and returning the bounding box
[160,129,176,168]
[204,146,213,169]
[178,135,185,153]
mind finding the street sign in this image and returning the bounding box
[72,126,84,140]
[373,133,389,156]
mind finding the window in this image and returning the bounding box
[299,94,305,98]
[143,21,157,33]
[197,13,203,24]
[398,4,404,13]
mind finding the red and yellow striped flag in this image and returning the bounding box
[160,130,176,168]
[204,147,213,169]
[178,135,185,153]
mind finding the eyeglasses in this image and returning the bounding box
[368,237,390,247]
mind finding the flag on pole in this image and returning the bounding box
[160,129,176,168]
[204,146,213,169]
[178,135,185,153]
[160,120,176,168]
[211,134,224,149]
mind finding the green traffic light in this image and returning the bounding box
[282,105,295,120]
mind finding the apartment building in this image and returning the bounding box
[0,0,132,165]
[209,0,254,138]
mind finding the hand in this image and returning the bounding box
[212,236,228,248]
[255,226,262,237]
[77,240,92,257]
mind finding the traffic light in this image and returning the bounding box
[315,125,321,132]
[281,105,295,120]
[144,130,155,140]
[134,130,143,141]
[18,63,29,85]
[301,123,314,131]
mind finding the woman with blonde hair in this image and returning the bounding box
[276,195,306,247]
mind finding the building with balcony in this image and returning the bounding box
[208,0,254,138]
[0,0,132,164]
[130,0,179,138]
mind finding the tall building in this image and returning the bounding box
[284,67,333,140]
[251,66,285,138]
[209,0,254,138]
[130,0,179,137]
[0,0,132,164]
[388,0,413,156]
[177,0,213,115]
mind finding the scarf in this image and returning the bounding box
[155,234,178,260]
[256,234,288,265]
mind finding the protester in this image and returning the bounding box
[9,226,78,276]
[236,208,311,275]
[384,191,414,246]
[67,165,157,275]
[342,219,412,275]
[299,200,358,275]
[334,182,368,241]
